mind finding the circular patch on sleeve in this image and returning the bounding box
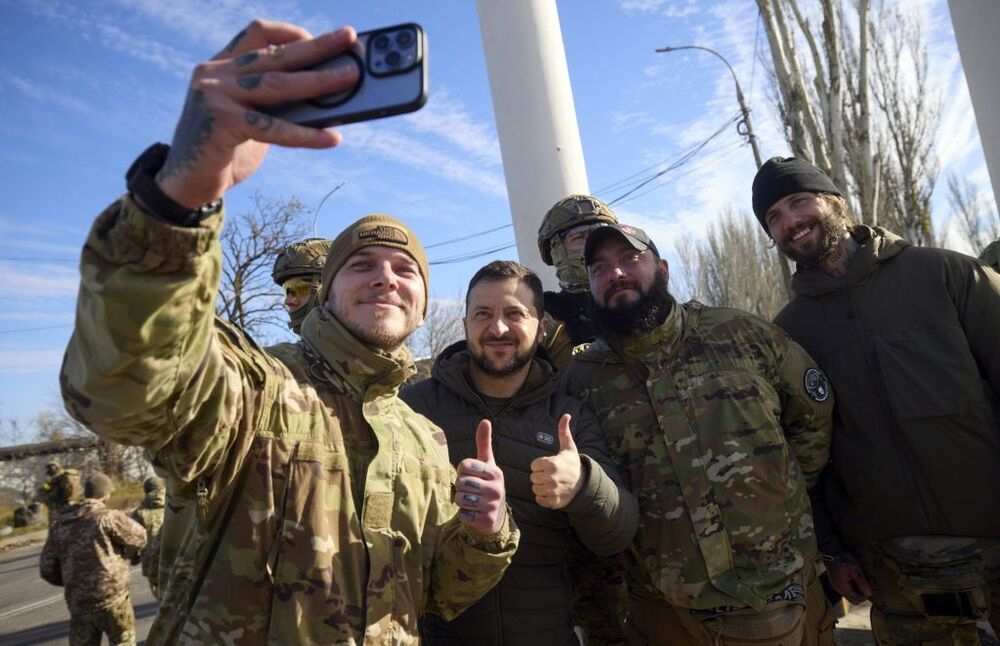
[804,368,830,402]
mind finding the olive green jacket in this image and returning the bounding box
[776,226,1000,553]
[61,197,518,644]
[563,299,833,611]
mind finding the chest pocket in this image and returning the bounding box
[873,326,980,421]
[677,368,789,494]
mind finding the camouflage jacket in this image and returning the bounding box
[131,493,165,538]
[40,499,147,614]
[562,299,833,611]
[60,197,519,645]
[39,468,81,510]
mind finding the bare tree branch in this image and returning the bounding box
[216,191,312,339]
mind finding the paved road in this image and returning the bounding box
[0,542,156,645]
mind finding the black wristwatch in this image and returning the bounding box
[125,143,222,227]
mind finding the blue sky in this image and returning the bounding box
[0,0,994,434]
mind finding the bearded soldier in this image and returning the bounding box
[272,237,332,334]
[755,156,1000,645]
[403,260,637,644]
[563,223,835,645]
[60,20,517,644]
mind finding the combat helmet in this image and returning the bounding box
[537,195,618,265]
[272,238,333,286]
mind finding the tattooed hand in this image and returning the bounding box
[454,419,507,536]
[155,20,360,208]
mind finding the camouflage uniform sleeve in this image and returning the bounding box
[425,502,519,620]
[109,511,149,565]
[60,197,273,485]
[39,532,63,586]
[562,402,638,556]
[774,336,834,489]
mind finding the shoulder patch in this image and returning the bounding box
[803,368,830,402]
[536,432,555,445]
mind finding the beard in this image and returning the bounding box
[777,204,850,267]
[327,299,413,352]
[589,268,672,339]
[469,334,539,378]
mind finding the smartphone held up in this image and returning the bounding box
[268,23,427,128]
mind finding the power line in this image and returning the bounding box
[0,257,77,263]
[604,139,745,207]
[424,223,512,249]
[430,242,517,265]
[604,112,742,206]
[0,323,74,336]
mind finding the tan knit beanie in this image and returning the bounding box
[318,214,429,316]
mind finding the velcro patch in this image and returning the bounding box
[358,225,408,245]
[803,368,830,402]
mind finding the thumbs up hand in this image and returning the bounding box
[455,419,507,535]
[530,414,584,509]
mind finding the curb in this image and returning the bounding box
[0,528,48,552]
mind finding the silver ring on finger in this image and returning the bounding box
[266,43,284,58]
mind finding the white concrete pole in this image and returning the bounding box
[948,0,1000,217]
[476,0,590,289]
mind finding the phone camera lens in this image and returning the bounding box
[396,30,414,48]
[385,50,402,68]
[373,34,391,51]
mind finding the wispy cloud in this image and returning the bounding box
[94,23,195,77]
[0,262,79,298]
[402,89,502,165]
[617,0,700,18]
[346,124,508,198]
[1,72,95,114]
[0,348,67,373]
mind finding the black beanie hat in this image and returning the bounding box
[751,157,842,233]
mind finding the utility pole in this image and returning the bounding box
[476,0,590,289]
[658,44,793,298]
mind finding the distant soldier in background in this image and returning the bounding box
[130,476,165,598]
[536,194,618,371]
[40,473,147,646]
[38,460,82,526]
[13,502,42,527]
[272,237,333,334]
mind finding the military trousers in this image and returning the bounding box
[857,537,1000,646]
[68,596,136,646]
[624,564,833,646]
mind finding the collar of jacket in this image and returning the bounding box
[299,305,416,401]
[431,340,558,410]
[60,499,106,523]
[607,295,684,364]
[791,225,910,296]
